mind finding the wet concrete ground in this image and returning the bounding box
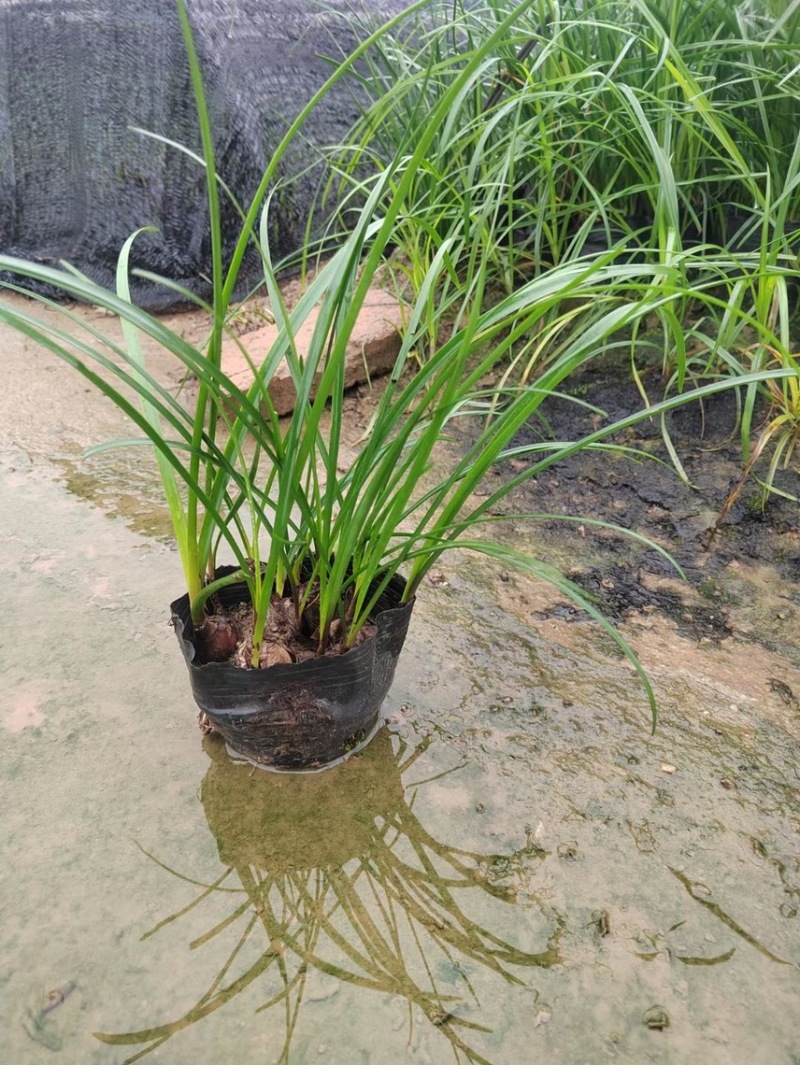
[1,300,799,1064]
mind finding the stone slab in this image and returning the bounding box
[220,286,405,416]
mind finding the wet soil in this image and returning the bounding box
[494,363,800,663]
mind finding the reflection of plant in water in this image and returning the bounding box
[96,733,560,1063]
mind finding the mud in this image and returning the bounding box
[486,365,800,660]
[1,302,799,1064]
[517,365,799,561]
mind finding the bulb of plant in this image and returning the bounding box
[0,0,791,767]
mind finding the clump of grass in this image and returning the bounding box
[325,0,800,501]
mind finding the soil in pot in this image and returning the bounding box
[194,583,378,669]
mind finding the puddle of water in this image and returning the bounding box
[2,449,800,1065]
[55,452,176,541]
[0,293,196,538]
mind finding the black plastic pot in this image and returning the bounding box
[171,568,414,773]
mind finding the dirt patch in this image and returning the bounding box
[548,563,735,642]
[490,365,800,654]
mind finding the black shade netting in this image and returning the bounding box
[0,0,408,309]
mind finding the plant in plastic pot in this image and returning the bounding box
[0,0,792,768]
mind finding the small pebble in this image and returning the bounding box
[643,1005,670,1031]
[533,1006,553,1027]
[591,909,611,936]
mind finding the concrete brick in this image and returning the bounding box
[220,286,405,416]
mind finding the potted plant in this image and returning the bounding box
[0,0,789,769]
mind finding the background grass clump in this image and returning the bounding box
[318,0,800,503]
